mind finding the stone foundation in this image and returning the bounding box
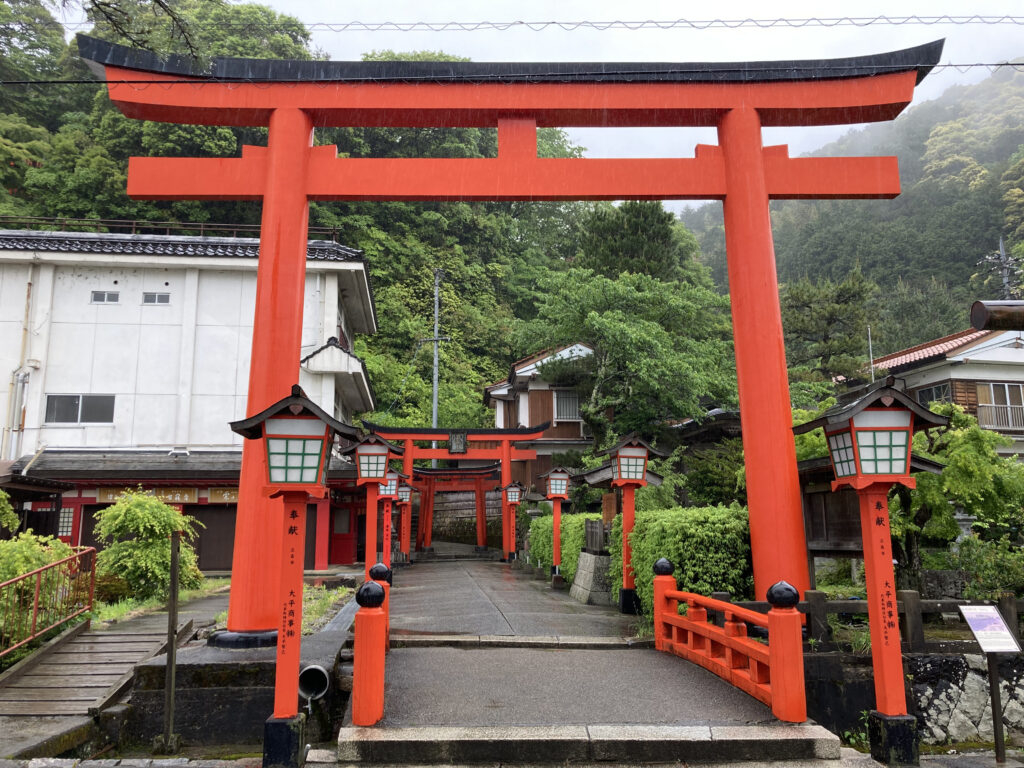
[569,551,612,606]
[910,653,1024,744]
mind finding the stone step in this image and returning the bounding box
[335,723,843,764]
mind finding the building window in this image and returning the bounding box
[57,507,74,537]
[555,389,581,421]
[916,383,951,406]
[142,292,170,304]
[44,394,115,424]
[91,291,119,303]
[976,382,1024,430]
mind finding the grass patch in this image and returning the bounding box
[302,584,351,635]
[93,577,230,624]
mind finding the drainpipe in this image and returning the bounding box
[5,269,35,460]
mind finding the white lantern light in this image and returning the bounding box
[613,446,648,483]
[355,441,389,481]
[504,482,524,505]
[398,484,412,503]
[546,470,570,499]
[379,470,400,500]
[264,416,332,486]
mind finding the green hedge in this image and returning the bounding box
[527,512,602,585]
[610,505,753,617]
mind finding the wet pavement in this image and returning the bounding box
[389,560,639,638]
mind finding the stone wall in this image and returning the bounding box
[910,653,1024,744]
[805,651,1024,745]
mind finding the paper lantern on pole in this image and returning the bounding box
[503,481,525,506]
[229,384,358,495]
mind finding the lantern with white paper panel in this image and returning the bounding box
[545,469,570,500]
[229,384,358,495]
[379,469,401,500]
[397,484,413,503]
[351,436,394,485]
[503,481,525,506]
[793,377,948,723]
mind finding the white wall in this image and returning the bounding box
[1,258,358,457]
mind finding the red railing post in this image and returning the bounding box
[652,559,677,651]
[352,580,387,727]
[766,581,807,723]
[369,563,392,652]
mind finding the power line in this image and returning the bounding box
[3,61,1024,88]
[44,15,1024,32]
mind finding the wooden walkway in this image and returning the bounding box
[0,627,170,716]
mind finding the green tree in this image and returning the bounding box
[525,268,735,444]
[780,268,876,383]
[577,200,702,282]
[0,489,17,533]
[94,489,204,599]
[889,403,1024,590]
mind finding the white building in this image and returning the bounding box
[872,328,1024,456]
[0,229,375,568]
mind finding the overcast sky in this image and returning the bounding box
[243,0,1023,211]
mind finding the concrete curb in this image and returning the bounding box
[336,723,841,764]
[388,634,654,650]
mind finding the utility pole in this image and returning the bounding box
[424,269,449,468]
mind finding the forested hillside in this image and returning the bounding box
[683,63,1024,359]
[0,0,735,440]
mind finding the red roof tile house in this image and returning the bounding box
[873,329,1024,455]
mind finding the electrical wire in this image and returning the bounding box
[44,15,1024,33]
[3,61,1024,88]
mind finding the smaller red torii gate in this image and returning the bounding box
[363,422,548,561]
[408,465,501,553]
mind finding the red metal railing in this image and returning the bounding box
[0,547,97,658]
[653,571,806,722]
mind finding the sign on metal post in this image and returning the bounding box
[959,605,1021,764]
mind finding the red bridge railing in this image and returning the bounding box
[652,559,806,723]
[0,547,97,658]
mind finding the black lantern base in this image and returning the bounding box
[867,711,918,766]
[207,629,278,649]
[263,714,306,768]
[619,588,641,615]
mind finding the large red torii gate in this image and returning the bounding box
[78,36,943,632]
[363,422,547,561]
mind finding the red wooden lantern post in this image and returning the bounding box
[599,436,666,614]
[228,385,357,765]
[539,469,570,578]
[794,378,947,764]
[346,436,402,580]
[397,483,413,563]
[377,470,407,568]
[501,481,524,562]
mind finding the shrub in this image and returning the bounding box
[0,532,76,652]
[528,514,553,570]
[0,531,74,583]
[526,512,601,584]
[610,504,754,617]
[954,536,1024,599]
[0,489,17,533]
[94,489,204,600]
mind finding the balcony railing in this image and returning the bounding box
[0,215,346,242]
[977,404,1024,431]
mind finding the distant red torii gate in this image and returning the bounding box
[406,465,501,554]
[364,422,547,561]
[78,36,943,635]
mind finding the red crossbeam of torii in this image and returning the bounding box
[79,36,944,633]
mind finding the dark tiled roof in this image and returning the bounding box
[78,35,943,86]
[0,229,362,262]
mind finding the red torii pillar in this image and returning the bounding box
[84,37,942,614]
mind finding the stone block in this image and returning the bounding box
[867,711,918,766]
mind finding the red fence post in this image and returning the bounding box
[652,559,677,652]
[369,563,392,652]
[766,581,807,723]
[352,581,387,727]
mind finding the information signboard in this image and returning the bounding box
[959,605,1021,654]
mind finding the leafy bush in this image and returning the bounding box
[954,536,1024,599]
[0,489,17,533]
[610,504,754,617]
[94,489,204,600]
[526,512,601,584]
[0,531,74,583]
[528,514,553,570]
[0,532,76,653]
